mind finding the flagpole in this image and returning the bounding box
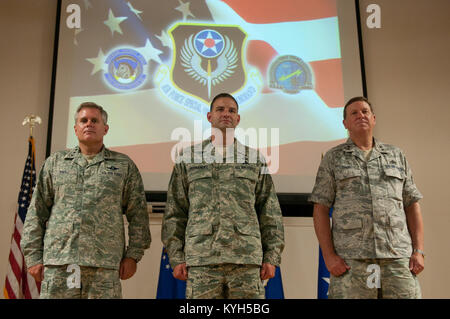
[4,115,42,299]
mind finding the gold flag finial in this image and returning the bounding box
[22,114,42,137]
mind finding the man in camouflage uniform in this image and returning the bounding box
[162,93,285,299]
[21,102,151,298]
[309,96,424,298]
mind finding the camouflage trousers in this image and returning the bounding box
[40,265,122,299]
[186,264,265,299]
[329,258,421,299]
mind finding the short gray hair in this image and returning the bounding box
[343,96,373,119]
[74,102,108,124]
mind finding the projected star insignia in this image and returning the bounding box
[196,31,223,55]
[86,49,106,75]
[175,0,195,21]
[127,2,143,20]
[138,38,163,64]
[156,30,172,48]
[104,9,128,36]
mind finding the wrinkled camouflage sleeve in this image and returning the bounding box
[309,151,336,207]
[400,151,423,208]
[255,164,285,266]
[21,159,54,268]
[123,160,151,262]
[161,162,189,268]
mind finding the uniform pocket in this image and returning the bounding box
[89,275,122,299]
[43,222,74,259]
[94,224,124,265]
[332,219,363,253]
[187,165,212,183]
[234,166,259,201]
[235,224,260,238]
[40,265,74,298]
[383,166,405,200]
[186,165,213,213]
[97,163,126,198]
[187,223,213,237]
[232,224,263,261]
[53,168,78,205]
[387,211,411,249]
[53,167,78,186]
[334,169,362,195]
[234,166,259,181]
[185,224,214,257]
[187,165,212,196]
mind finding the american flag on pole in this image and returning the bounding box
[3,136,41,299]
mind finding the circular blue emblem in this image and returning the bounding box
[193,29,225,58]
[104,48,147,90]
[269,55,314,94]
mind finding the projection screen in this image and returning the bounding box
[50,0,364,193]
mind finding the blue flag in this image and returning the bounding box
[317,246,330,299]
[264,266,284,299]
[156,248,186,299]
[317,207,333,299]
[156,247,284,299]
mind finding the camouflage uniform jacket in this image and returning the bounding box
[309,138,422,259]
[21,146,151,270]
[162,138,285,268]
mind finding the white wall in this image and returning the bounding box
[359,0,450,298]
[0,0,55,298]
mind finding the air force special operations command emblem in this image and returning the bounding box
[181,29,238,100]
[155,24,262,116]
